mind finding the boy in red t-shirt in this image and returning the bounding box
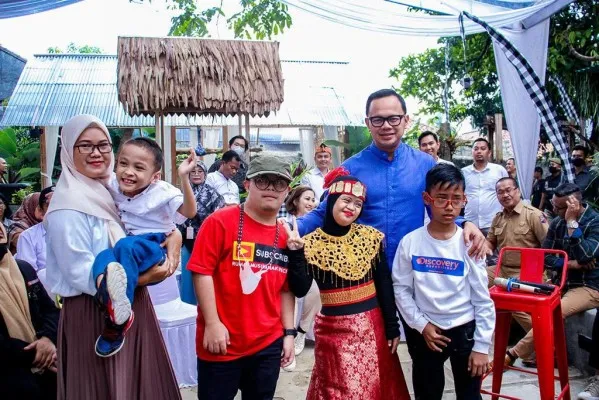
[187,155,296,400]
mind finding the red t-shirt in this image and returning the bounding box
[187,205,289,361]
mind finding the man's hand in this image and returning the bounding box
[161,229,182,273]
[282,217,304,250]
[281,336,295,367]
[567,260,582,270]
[177,149,197,178]
[565,195,582,223]
[203,321,230,355]
[463,222,492,260]
[24,337,56,370]
[468,351,489,377]
[388,337,400,354]
[422,323,451,352]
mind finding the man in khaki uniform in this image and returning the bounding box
[486,177,549,366]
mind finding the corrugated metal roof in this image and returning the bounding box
[1,54,364,127]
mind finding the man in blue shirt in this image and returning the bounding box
[298,89,487,268]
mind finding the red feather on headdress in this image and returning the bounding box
[323,166,350,189]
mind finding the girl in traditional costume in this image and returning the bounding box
[285,168,410,400]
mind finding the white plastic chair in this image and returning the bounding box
[148,273,198,388]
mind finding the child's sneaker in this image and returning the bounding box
[95,312,135,357]
[99,262,131,325]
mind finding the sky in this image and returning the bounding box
[0,0,443,122]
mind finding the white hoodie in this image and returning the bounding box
[392,226,495,354]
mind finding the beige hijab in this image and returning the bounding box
[0,231,36,343]
[45,114,125,245]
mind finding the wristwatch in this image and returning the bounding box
[567,220,579,229]
[283,328,298,338]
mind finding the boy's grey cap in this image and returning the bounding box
[246,155,292,181]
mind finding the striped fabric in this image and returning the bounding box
[549,75,579,125]
[463,11,575,183]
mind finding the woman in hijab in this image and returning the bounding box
[8,192,42,254]
[0,223,60,400]
[44,115,181,400]
[178,159,225,305]
[285,168,410,400]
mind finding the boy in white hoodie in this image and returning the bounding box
[392,164,495,400]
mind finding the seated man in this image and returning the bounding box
[486,178,549,366]
[505,183,599,367]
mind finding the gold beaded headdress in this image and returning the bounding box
[323,167,367,201]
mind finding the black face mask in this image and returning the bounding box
[572,158,585,167]
[549,166,559,174]
[0,243,8,260]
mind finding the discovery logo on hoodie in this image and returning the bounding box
[412,256,465,276]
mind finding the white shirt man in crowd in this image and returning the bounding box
[418,131,454,165]
[301,143,332,201]
[462,137,508,236]
[16,186,54,271]
[206,150,242,205]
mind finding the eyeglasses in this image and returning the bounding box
[190,169,205,175]
[74,143,112,154]
[425,194,467,209]
[253,176,289,192]
[367,115,406,127]
[496,187,517,196]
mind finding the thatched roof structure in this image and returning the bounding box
[117,37,284,117]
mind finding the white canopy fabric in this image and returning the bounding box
[281,0,554,36]
[493,20,550,199]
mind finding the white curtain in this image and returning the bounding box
[493,20,550,200]
[43,126,59,188]
[202,127,221,169]
[281,0,550,36]
[299,128,315,168]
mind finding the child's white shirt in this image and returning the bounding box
[107,174,186,235]
[392,225,495,354]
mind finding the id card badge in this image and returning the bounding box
[186,226,194,240]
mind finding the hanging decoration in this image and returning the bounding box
[463,11,575,183]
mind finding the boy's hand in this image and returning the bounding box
[463,222,492,260]
[281,336,295,368]
[203,321,230,355]
[178,149,197,178]
[468,351,489,377]
[388,337,400,354]
[422,323,451,352]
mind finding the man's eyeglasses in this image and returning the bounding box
[253,176,289,192]
[425,194,467,209]
[550,200,567,211]
[74,143,112,154]
[496,187,517,196]
[368,115,406,128]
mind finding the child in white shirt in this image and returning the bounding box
[92,137,197,357]
[392,163,495,400]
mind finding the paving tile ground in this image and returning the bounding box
[181,342,591,399]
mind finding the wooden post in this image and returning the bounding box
[244,113,250,160]
[40,127,49,188]
[494,113,503,162]
[222,125,229,151]
[488,120,495,162]
[170,126,177,185]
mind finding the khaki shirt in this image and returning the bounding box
[487,201,549,268]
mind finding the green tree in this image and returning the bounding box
[47,43,103,54]
[0,127,41,188]
[391,0,598,144]
[136,0,292,39]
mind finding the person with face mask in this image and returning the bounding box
[571,145,599,208]
[208,135,249,196]
[544,158,564,217]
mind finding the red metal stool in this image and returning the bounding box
[480,247,570,400]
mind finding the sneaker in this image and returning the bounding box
[282,357,296,372]
[294,332,306,356]
[579,376,599,400]
[95,312,135,357]
[105,262,131,325]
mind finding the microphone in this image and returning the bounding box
[494,278,553,295]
